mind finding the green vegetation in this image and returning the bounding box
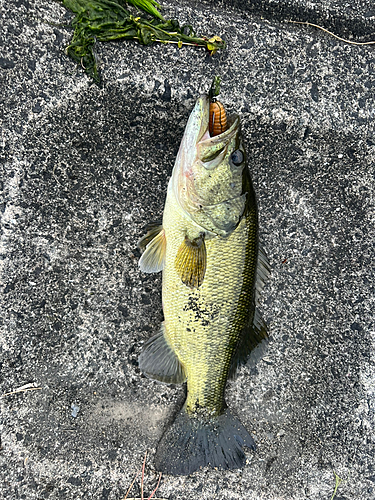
[209,75,221,100]
[330,470,350,500]
[62,0,225,84]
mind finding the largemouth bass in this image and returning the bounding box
[138,91,269,475]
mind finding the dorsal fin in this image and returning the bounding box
[255,245,270,303]
[229,307,268,378]
[229,246,271,377]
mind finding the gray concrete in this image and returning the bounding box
[221,0,375,38]
[1,0,374,498]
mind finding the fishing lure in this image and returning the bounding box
[209,100,228,137]
[208,76,228,137]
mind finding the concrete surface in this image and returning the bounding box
[1,0,374,499]
[222,0,375,38]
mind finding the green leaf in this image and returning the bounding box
[209,75,221,99]
[61,0,225,84]
[126,0,164,20]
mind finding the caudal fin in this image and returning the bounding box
[155,405,255,475]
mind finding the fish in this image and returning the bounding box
[138,90,270,475]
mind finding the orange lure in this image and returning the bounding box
[209,100,228,137]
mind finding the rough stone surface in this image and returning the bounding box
[1,0,374,499]
[220,0,375,38]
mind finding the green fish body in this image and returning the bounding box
[138,94,269,475]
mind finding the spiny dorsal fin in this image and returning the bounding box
[138,224,166,273]
[255,245,270,303]
[229,307,268,378]
[175,234,206,289]
[138,324,186,384]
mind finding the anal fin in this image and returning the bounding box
[139,324,186,384]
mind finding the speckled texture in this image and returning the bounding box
[1,0,374,498]
[217,0,375,39]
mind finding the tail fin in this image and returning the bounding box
[155,405,255,475]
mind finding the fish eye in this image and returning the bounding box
[230,150,244,166]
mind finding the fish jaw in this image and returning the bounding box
[173,95,209,179]
[171,94,246,237]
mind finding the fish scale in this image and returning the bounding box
[163,195,258,415]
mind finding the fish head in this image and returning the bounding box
[171,94,249,237]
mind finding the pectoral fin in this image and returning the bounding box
[175,234,207,288]
[138,223,166,273]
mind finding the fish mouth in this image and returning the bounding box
[196,95,240,150]
[172,94,241,194]
[195,95,240,165]
[177,95,239,165]
[171,94,243,225]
